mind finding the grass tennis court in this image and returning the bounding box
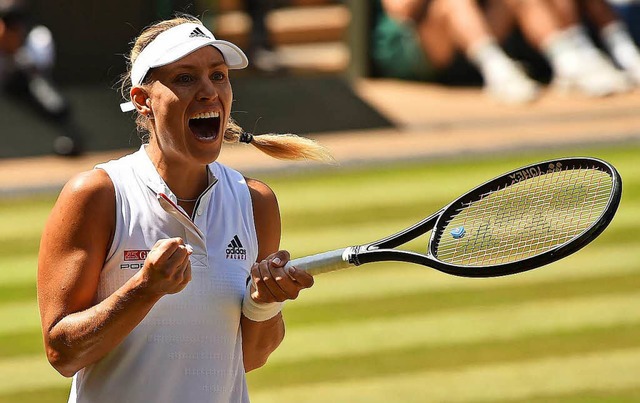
[1,143,639,402]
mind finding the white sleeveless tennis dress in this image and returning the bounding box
[68,146,257,403]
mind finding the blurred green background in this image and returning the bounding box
[1,142,638,402]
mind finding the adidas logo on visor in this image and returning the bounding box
[226,235,247,260]
[189,27,211,39]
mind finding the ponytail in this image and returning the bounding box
[224,118,335,163]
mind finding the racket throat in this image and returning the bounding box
[348,245,374,266]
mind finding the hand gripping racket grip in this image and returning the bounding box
[284,248,354,276]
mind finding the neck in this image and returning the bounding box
[145,143,210,202]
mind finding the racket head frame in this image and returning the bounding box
[348,157,622,277]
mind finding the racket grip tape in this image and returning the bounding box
[284,248,353,276]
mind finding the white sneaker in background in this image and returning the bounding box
[600,21,640,87]
[553,49,633,97]
[483,60,540,105]
[468,38,540,104]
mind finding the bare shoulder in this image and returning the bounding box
[245,176,274,199]
[245,177,277,206]
[42,168,116,254]
[62,168,114,201]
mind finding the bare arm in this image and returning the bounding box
[241,178,313,372]
[37,169,192,377]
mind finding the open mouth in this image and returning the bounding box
[189,111,221,140]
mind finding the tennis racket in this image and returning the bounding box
[284,157,622,278]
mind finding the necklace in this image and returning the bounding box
[176,196,198,203]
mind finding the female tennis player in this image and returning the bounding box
[37,15,331,402]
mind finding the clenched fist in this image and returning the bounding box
[136,237,193,296]
[249,250,314,304]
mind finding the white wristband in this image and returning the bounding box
[241,282,283,322]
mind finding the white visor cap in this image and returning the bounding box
[120,22,248,112]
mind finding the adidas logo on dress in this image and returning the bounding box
[226,235,247,260]
[189,27,211,39]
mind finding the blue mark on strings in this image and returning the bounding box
[451,227,466,239]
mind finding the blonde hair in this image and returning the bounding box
[120,15,334,163]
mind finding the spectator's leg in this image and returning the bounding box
[381,0,456,68]
[542,0,580,28]
[411,0,457,68]
[484,0,517,41]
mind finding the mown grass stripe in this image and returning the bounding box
[0,301,40,335]
[0,283,36,305]
[0,255,38,286]
[0,355,69,395]
[0,237,41,260]
[0,386,70,403]
[249,323,640,391]
[251,348,640,403]
[284,271,640,327]
[502,387,640,403]
[0,330,43,358]
[0,206,49,240]
[270,292,640,364]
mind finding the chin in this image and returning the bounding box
[190,143,222,165]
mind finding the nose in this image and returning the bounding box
[196,76,218,102]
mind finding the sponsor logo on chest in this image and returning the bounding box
[226,235,247,260]
[120,249,150,270]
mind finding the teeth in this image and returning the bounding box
[191,111,220,119]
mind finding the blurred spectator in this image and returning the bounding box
[245,0,283,73]
[372,0,637,103]
[0,0,82,156]
[373,0,540,104]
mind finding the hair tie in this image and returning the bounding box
[239,131,253,144]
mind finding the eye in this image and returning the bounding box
[175,74,194,84]
[212,71,226,81]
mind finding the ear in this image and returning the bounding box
[0,20,6,37]
[130,87,152,116]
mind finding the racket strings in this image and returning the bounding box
[435,166,613,266]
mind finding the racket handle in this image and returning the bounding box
[284,248,353,276]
